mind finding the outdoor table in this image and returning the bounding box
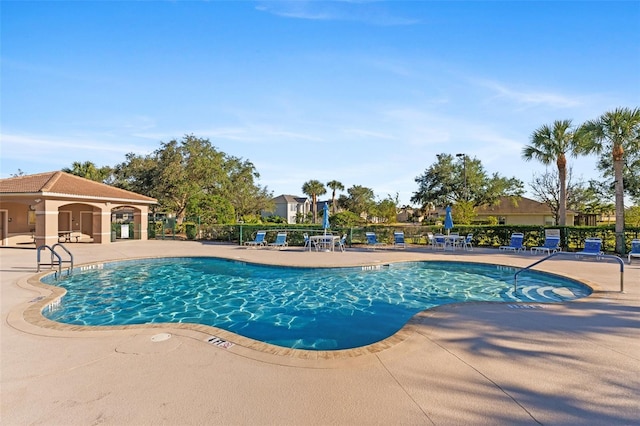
[444,234,461,250]
[309,235,339,251]
[58,231,79,243]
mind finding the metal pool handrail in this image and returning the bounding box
[36,243,74,279]
[514,251,625,293]
[51,243,74,275]
[37,245,61,276]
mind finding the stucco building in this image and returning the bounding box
[475,196,576,226]
[262,194,310,224]
[0,171,156,247]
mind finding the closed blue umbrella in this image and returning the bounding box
[322,202,330,235]
[444,206,454,234]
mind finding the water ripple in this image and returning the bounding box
[42,258,591,350]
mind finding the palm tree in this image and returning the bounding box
[326,180,344,214]
[579,107,640,254]
[301,180,327,223]
[62,161,111,182]
[522,120,586,226]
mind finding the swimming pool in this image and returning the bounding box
[42,257,591,350]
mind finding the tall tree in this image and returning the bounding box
[579,107,640,253]
[338,185,376,219]
[626,206,640,227]
[186,193,235,226]
[594,141,640,205]
[301,180,327,223]
[63,161,112,183]
[412,154,458,207]
[326,180,344,214]
[113,152,157,196]
[624,150,640,205]
[149,136,227,220]
[529,167,586,224]
[412,153,523,209]
[521,120,586,226]
[373,194,399,223]
[113,135,271,221]
[580,180,616,223]
[223,157,273,221]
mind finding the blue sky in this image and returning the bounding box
[2,1,639,206]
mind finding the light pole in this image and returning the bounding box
[456,153,467,202]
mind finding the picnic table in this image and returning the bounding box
[58,231,80,243]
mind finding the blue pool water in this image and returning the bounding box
[42,258,591,350]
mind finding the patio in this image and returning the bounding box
[1,240,638,425]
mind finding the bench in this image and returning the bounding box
[59,231,81,243]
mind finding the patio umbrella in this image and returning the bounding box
[444,205,454,234]
[322,202,330,235]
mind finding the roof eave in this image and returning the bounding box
[0,192,158,204]
[40,192,157,204]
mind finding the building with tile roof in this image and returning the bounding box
[475,196,576,226]
[0,171,156,247]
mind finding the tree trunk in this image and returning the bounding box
[613,144,625,254]
[557,156,567,226]
[312,194,318,223]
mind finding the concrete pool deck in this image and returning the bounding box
[1,240,638,425]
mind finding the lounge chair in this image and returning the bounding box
[461,233,473,251]
[268,232,288,250]
[575,237,603,259]
[530,236,561,255]
[393,231,406,249]
[499,233,525,253]
[365,232,386,250]
[303,233,317,251]
[433,234,446,250]
[426,232,435,249]
[244,230,266,248]
[629,239,640,264]
[335,234,347,252]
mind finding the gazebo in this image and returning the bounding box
[0,171,157,247]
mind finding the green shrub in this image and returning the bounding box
[185,223,197,240]
[148,222,157,239]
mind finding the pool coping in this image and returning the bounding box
[8,254,606,368]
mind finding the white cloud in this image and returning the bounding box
[477,79,583,109]
[1,133,135,153]
[255,1,419,26]
[341,128,395,140]
[0,132,148,176]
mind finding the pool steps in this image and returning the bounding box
[36,243,74,279]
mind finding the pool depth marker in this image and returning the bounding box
[207,336,235,349]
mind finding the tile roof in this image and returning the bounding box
[0,171,156,203]
[476,196,574,215]
[273,194,308,203]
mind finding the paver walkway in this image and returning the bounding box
[1,240,638,425]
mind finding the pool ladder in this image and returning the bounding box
[37,243,74,279]
[514,251,624,293]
